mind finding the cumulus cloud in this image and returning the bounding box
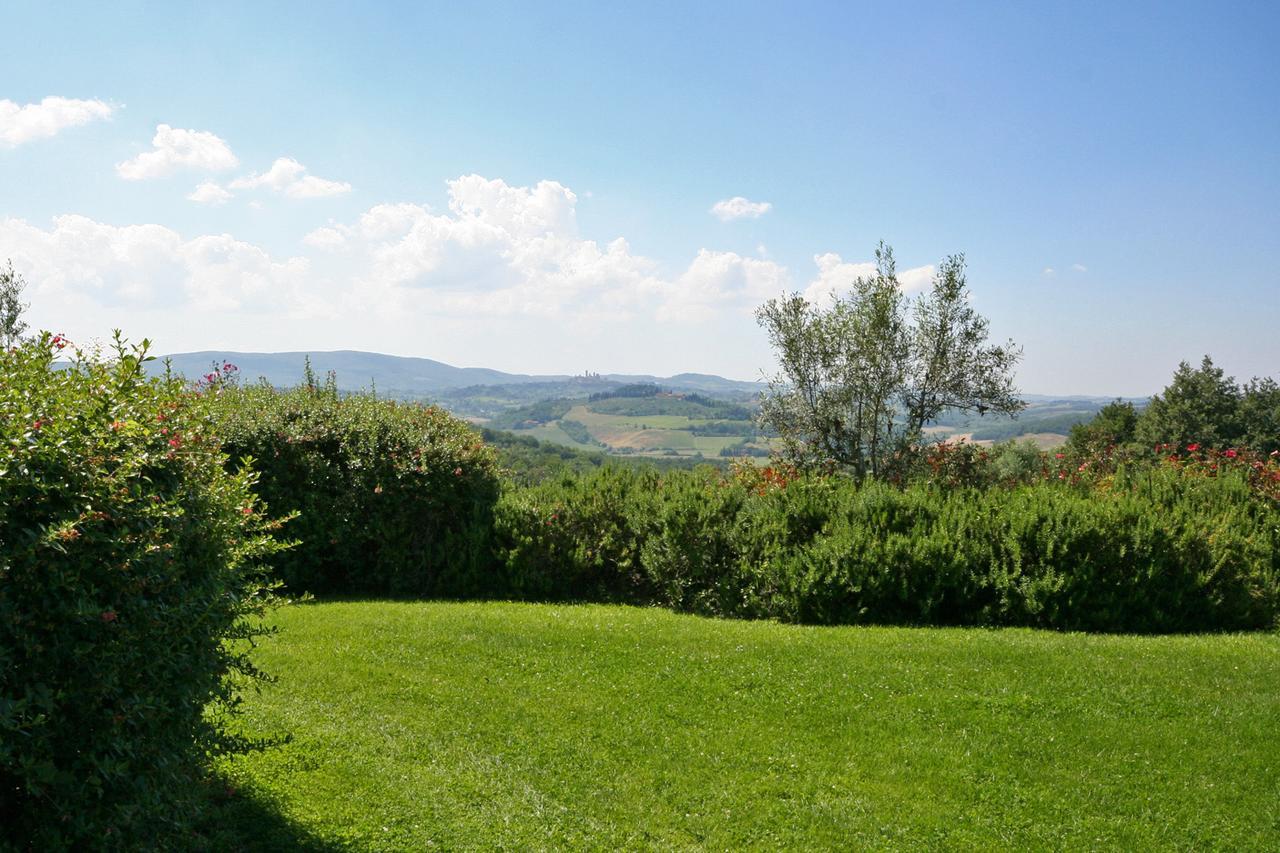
[331,177,656,320]
[1072,263,1088,272]
[302,226,348,250]
[0,96,114,147]
[116,124,238,180]
[231,157,351,199]
[710,196,772,221]
[5,174,955,363]
[803,252,935,304]
[187,181,232,205]
[0,214,311,316]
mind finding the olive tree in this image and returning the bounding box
[1,259,29,349]
[756,243,1023,478]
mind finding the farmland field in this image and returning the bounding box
[218,601,1280,850]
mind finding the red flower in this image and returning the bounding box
[1187,443,1200,452]
[101,610,118,623]
[31,419,43,430]
[168,438,181,448]
[1225,449,1238,458]
[1054,453,1064,459]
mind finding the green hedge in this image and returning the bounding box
[202,379,501,596]
[491,465,1280,632]
[0,335,283,848]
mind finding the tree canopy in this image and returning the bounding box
[756,243,1023,477]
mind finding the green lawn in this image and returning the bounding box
[219,602,1280,850]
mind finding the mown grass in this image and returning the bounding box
[220,601,1280,850]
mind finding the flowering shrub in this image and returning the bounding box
[201,378,501,595]
[0,334,285,847]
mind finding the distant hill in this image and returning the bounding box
[151,349,765,400]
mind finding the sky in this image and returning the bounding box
[1,1,1277,396]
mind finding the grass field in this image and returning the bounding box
[218,602,1280,850]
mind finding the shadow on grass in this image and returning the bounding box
[192,780,343,852]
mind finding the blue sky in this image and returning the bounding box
[2,1,1277,395]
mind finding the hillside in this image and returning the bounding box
[153,350,763,401]
[155,350,1147,455]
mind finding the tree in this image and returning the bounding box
[1135,356,1242,450]
[1065,399,1138,456]
[756,243,1023,478]
[0,259,29,349]
[1239,377,1280,454]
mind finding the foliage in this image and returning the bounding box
[485,398,574,430]
[482,427,716,484]
[223,601,1280,849]
[201,372,501,596]
[757,243,1023,478]
[556,418,602,447]
[1239,376,1280,454]
[586,394,751,420]
[1135,355,1243,450]
[1065,399,1139,455]
[492,467,653,601]
[0,259,29,349]
[968,411,1092,441]
[589,382,663,400]
[0,334,285,848]
[491,455,1280,632]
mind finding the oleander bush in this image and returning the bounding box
[0,334,285,849]
[201,371,501,596]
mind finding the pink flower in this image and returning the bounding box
[1054,453,1064,459]
[453,467,463,476]
[1225,449,1238,458]
[101,610,118,623]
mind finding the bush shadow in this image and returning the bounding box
[192,781,344,852]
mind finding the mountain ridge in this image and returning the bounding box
[152,349,766,397]
[153,349,1146,402]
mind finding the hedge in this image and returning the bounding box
[0,335,284,848]
[201,374,501,596]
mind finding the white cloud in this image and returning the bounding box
[661,250,789,322]
[187,181,232,205]
[287,174,353,198]
[0,96,114,147]
[803,252,934,304]
[710,196,772,221]
[116,124,238,180]
[230,157,305,191]
[0,214,311,316]
[231,157,351,199]
[302,226,348,250]
[1043,267,1056,276]
[5,175,957,374]
[1072,263,1088,272]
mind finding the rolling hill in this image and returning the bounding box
[152,349,763,400]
